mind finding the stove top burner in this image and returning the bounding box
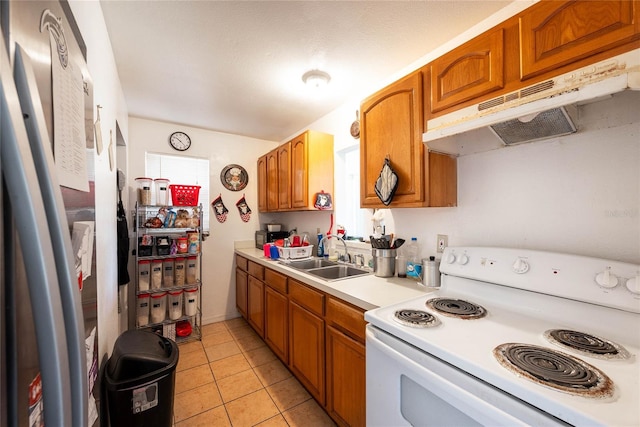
[493,343,613,398]
[544,329,630,360]
[393,309,439,328]
[426,297,487,319]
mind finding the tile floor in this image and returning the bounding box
[173,317,337,427]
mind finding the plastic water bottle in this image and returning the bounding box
[317,229,324,257]
[405,237,422,279]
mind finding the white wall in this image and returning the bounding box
[69,1,129,362]
[127,117,278,323]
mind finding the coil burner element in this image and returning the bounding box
[493,343,614,398]
[393,309,440,328]
[426,298,487,319]
[544,329,630,360]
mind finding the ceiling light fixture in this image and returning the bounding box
[302,70,331,88]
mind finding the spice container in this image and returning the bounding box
[150,292,167,323]
[150,260,163,289]
[135,177,153,205]
[168,289,183,320]
[136,293,150,326]
[174,257,186,286]
[138,260,151,291]
[162,259,174,287]
[184,287,198,316]
[186,256,198,284]
[154,178,170,206]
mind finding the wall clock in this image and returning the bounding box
[169,131,191,151]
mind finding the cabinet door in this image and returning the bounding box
[290,134,308,209]
[520,0,640,80]
[278,142,292,210]
[289,300,325,405]
[326,325,366,427]
[235,268,248,318]
[430,28,505,113]
[360,71,425,207]
[247,275,265,337]
[266,149,278,211]
[265,286,288,363]
[257,154,268,212]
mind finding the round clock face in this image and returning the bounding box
[169,131,191,151]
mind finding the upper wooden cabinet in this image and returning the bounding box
[258,130,334,212]
[257,154,268,212]
[520,0,640,80]
[430,28,505,114]
[360,71,457,208]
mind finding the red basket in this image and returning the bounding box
[169,185,201,206]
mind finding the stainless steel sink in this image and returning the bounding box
[305,265,371,281]
[281,258,339,270]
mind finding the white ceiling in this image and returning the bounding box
[100,1,512,142]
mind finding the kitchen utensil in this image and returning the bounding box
[392,238,406,249]
[350,110,360,139]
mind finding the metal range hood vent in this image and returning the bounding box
[424,49,640,155]
[489,107,576,146]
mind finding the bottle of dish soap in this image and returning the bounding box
[316,228,324,257]
[405,237,422,279]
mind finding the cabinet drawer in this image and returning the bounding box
[248,260,264,280]
[326,297,366,342]
[265,268,288,294]
[289,280,324,316]
[236,255,248,271]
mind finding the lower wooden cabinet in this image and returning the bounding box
[289,300,326,405]
[247,275,265,337]
[265,285,288,363]
[235,268,248,318]
[326,325,366,427]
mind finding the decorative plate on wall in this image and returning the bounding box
[220,164,248,191]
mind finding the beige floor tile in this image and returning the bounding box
[243,345,277,367]
[216,369,264,402]
[227,325,259,340]
[173,382,223,422]
[224,389,280,427]
[177,347,208,372]
[201,329,234,347]
[204,340,241,363]
[175,405,231,427]
[283,399,336,427]
[254,359,292,387]
[255,414,289,427]
[235,333,267,353]
[209,353,251,380]
[266,376,311,412]
[178,340,205,354]
[224,317,248,330]
[175,364,214,394]
[201,322,228,336]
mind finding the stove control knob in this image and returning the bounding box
[457,254,469,265]
[595,267,619,289]
[446,253,457,264]
[512,258,530,274]
[625,274,640,294]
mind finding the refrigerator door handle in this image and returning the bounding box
[13,44,88,427]
[0,32,73,427]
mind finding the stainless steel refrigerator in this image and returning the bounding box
[1,1,98,426]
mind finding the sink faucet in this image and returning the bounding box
[319,234,349,262]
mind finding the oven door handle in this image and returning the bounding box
[366,327,532,426]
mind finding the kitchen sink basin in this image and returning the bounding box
[281,258,339,270]
[305,265,371,281]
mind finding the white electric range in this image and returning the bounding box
[365,247,640,426]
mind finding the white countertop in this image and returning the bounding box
[235,247,431,311]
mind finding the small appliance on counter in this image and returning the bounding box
[255,230,290,249]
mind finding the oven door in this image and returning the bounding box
[366,325,569,427]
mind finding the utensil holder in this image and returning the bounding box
[373,248,396,277]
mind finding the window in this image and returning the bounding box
[335,145,368,239]
[145,153,210,231]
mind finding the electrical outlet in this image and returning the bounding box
[437,234,448,253]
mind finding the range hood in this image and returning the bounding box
[424,49,640,155]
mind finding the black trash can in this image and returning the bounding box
[104,330,179,427]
